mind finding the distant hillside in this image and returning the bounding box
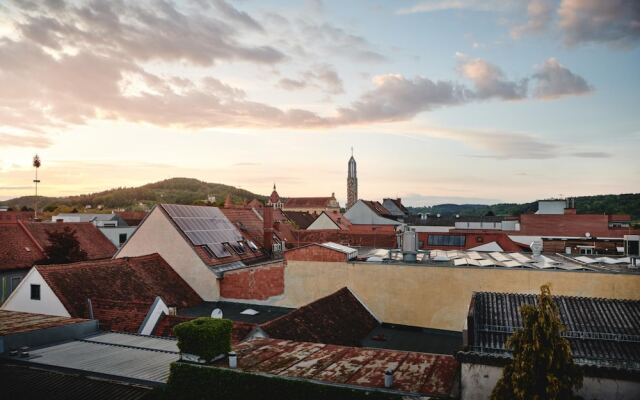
[408,193,640,220]
[0,178,265,211]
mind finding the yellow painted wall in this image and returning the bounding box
[273,261,640,331]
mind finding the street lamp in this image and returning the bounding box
[33,155,41,220]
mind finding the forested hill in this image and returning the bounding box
[0,178,265,211]
[408,193,640,220]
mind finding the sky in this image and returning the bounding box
[0,0,639,206]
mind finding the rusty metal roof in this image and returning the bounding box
[214,338,459,397]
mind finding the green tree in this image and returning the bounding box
[491,285,583,400]
[44,227,88,264]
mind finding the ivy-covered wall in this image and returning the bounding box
[161,362,404,400]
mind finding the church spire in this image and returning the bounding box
[347,149,358,209]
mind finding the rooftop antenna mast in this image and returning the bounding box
[33,154,41,220]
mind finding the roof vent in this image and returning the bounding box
[384,369,393,388]
[211,308,223,319]
[530,240,543,259]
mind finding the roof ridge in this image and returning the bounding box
[475,291,640,303]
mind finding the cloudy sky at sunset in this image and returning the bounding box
[1,0,638,205]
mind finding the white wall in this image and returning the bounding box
[1,268,70,317]
[139,297,168,335]
[461,363,640,400]
[116,207,220,301]
[307,213,339,230]
[344,201,400,225]
[99,226,136,248]
[411,225,452,233]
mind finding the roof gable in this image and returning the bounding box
[36,254,202,318]
[259,287,379,346]
[24,222,116,260]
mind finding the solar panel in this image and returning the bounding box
[162,204,243,258]
[206,243,231,258]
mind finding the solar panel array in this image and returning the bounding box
[162,204,247,258]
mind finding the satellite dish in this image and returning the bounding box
[211,308,223,319]
[585,232,591,238]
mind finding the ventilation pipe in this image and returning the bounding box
[530,240,543,260]
[401,229,418,263]
[384,369,393,388]
[228,351,237,369]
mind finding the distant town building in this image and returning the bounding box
[344,199,401,225]
[266,184,339,215]
[51,213,136,248]
[347,151,358,209]
[382,198,409,219]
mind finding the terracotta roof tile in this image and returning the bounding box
[284,197,336,209]
[159,205,268,269]
[282,211,316,229]
[24,222,116,260]
[260,287,379,346]
[323,211,352,230]
[91,299,152,333]
[36,253,202,319]
[0,223,46,271]
[0,310,89,335]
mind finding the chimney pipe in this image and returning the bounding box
[384,369,393,388]
[264,206,274,256]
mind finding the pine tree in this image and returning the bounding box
[44,227,88,264]
[491,285,583,400]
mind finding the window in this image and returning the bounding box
[428,235,466,247]
[119,233,128,245]
[10,276,22,292]
[30,284,41,300]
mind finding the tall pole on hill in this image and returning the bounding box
[33,154,41,220]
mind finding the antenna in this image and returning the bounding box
[32,155,41,220]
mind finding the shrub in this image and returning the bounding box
[173,318,232,362]
[162,362,401,400]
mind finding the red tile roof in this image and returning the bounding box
[288,230,397,248]
[36,253,202,319]
[283,197,336,209]
[283,211,317,229]
[215,338,459,398]
[0,223,46,271]
[248,199,263,208]
[0,310,89,335]
[221,208,265,246]
[24,222,117,260]
[0,211,34,222]
[158,205,268,269]
[362,200,394,218]
[322,211,352,230]
[268,189,280,204]
[91,299,152,333]
[259,287,379,346]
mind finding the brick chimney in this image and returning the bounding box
[263,206,274,255]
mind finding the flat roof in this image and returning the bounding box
[361,324,462,355]
[5,332,179,384]
[179,301,293,324]
[213,338,459,397]
[0,310,89,336]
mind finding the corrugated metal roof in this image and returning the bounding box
[22,333,179,383]
[1,363,153,400]
[213,338,459,397]
[320,242,358,259]
[468,292,640,370]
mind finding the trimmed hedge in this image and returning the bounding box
[162,362,402,400]
[173,318,232,361]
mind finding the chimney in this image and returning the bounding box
[263,206,274,256]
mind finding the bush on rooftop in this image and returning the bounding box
[173,317,232,362]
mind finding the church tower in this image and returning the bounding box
[347,149,358,209]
